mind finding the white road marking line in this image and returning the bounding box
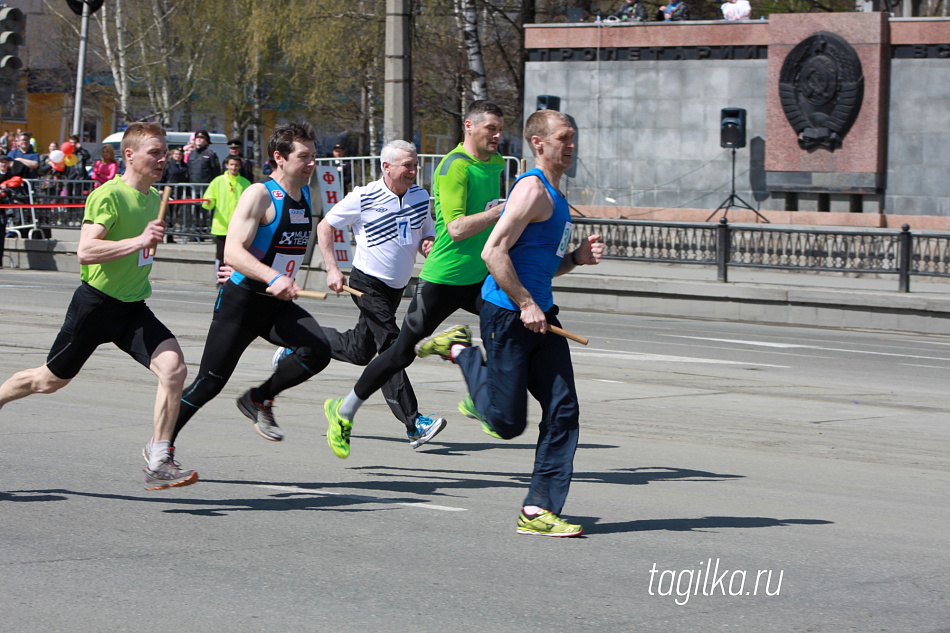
[574,348,787,368]
[665,336,806,348]
[666,335,950,362]
[254,484,467,512]
[593,379,625,383]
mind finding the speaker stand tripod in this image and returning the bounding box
[706,148,769,223]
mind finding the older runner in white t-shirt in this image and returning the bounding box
[276,140,445,448]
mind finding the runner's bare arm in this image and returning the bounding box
[77,220,164,265]
[482,178,550,332]
[445,202,504,242]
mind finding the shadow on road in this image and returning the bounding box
[581,515,834,535]
[3,465,748,519]
[358,434,620,455]
[0,490,69,503]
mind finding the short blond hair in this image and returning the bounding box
[523,110,571,157]
[120,122,166,155]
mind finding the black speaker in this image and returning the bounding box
[720,108,746,149]
[536,95,561,112]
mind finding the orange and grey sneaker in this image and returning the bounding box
[517,509,584,537]
[143,454,198,490]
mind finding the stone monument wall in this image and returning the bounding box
[523,16,950,225]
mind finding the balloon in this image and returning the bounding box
[64,154,78,166]
[52,162,65,172]
[49,150,65,163]
[6,176,23,188]
[60,142,75,155]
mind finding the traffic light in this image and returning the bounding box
[0,7,25,103]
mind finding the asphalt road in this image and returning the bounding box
[2,269,949,633]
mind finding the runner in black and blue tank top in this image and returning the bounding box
[228,177,313,294]
[169,123,334,447]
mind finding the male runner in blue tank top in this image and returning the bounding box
[164,122,334,450]
[417,110,605,537]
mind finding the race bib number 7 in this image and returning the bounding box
[271,253,304,280]
[396,217,412,246]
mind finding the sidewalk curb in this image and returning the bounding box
[6,237,950,335]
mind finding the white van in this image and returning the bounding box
[89,131,230,173]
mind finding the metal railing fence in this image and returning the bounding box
[8,172,950,293]
[13,179,215,242]
[570,217,950,292]
[313,154,522,198]
[9,153,522,241]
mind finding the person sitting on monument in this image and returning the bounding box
[721,0,752,20]
[659,0,690,20]
[611,0,649,21]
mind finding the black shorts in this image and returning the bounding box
[45,282,176,380]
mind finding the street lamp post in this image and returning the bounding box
[66,0,103,138]
[71,0,90,137]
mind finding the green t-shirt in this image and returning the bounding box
[80,177,160,302]
[204,172,251,236]
[421,143,505,285]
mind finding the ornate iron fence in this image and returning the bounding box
[571,217,950,292]
[10,174,950,293]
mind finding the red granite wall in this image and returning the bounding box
[764,12,889,175]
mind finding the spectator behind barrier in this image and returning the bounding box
[91,144,120,188]
[160,148,189,184]
[8,133,39,179]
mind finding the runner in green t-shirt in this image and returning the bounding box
[204,155,251,284]
[0,122,197,490]
[324,100,506,459]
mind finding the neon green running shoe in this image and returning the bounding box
[416,325,471,361]
[517,510,584,537]
[458,394,501,439]
[325,398,353,459]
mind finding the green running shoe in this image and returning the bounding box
[325,398,353,459]
[458,394,501,439]
[517,510,584,537]
[416,325,471,360]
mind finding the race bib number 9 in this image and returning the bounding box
[138,248,154,267]
[557,222,574,258]
[271,253,304,280]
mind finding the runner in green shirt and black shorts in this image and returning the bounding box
[324,100,507,458]
[0,123,197,490]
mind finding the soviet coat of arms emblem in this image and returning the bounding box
[779,32,864,151]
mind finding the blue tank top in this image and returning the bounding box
[229,178,313,293]
[482,168,573,312]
